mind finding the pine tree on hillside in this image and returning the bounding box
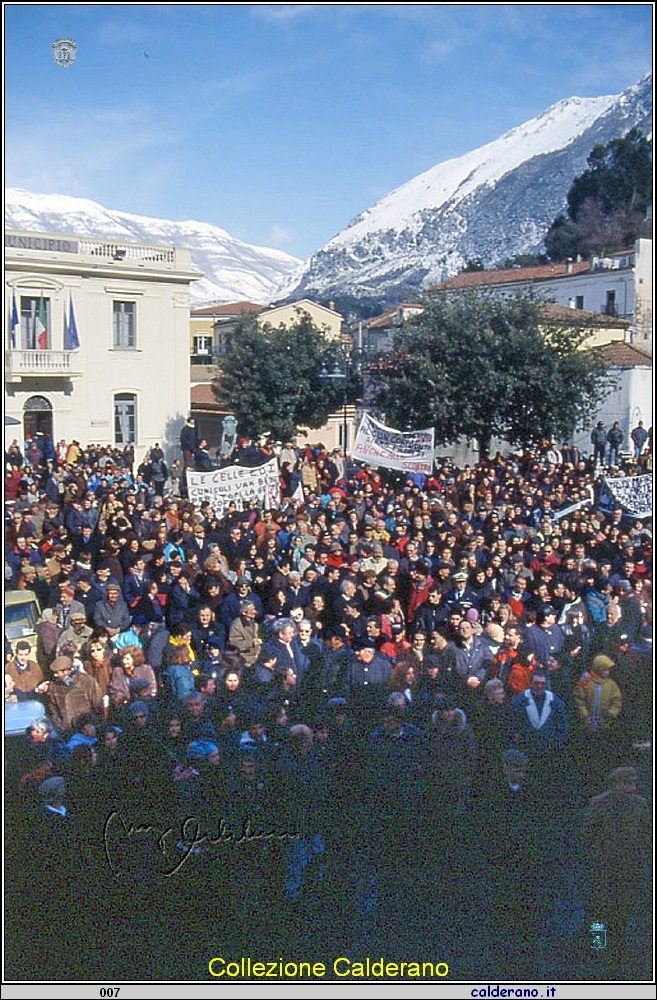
[545,128,652,261]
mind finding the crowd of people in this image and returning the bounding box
[4,425,652,980]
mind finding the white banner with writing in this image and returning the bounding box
[596,474,652,519]
[551,487,595,521]
[186,458,280,514]
[352,412,435,474]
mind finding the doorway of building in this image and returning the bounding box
[23,395,53,440]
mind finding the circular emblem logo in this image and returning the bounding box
[51,38,78,68]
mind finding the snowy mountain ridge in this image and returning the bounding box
[4,189,302,307]
[280,74,652,300]
[4,75,652,305]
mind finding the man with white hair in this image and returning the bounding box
[228,600,262,668]
[260,617,300,677]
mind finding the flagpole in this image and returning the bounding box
[67,291,80,350]
[35,289,48,350]
[10,281,19,349]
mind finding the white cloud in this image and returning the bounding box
[251,4,320,24]
[97,19,156,45]
[268,224,295,247]
[5,101,182,202]
[421,37,461,65]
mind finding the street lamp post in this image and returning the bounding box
[319,338,374,455]
[320,347,350,453]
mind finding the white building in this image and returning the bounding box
[571,341,652,458]
[358,303,425,355]
[435,239,653,353]
[5,230,201,462]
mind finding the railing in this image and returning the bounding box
[6,230,191,271]
[78,240,175,264]
[5,350,82,376]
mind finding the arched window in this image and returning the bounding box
[114,393,137,445]
[23,395,53,439]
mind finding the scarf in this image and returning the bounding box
[524,689,554,729]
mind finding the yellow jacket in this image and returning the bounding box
[574,673,622,724]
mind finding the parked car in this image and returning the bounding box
[5,589,41,659]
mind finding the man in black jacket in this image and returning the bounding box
[180,417,197,470]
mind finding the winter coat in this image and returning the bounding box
[574,673,622,728]
[426,708,478,797]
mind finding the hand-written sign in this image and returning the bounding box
[186,458,280,514]
[352,412,435,474]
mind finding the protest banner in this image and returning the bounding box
[551,487,595,521]
[185,457,280,514]
[352,412,435,474]
[596,474,652,519]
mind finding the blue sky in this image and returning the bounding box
[4,4,653,260]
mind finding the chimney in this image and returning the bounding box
[566,258,573,274]
[328,300,335,312]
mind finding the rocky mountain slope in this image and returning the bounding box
[280,74,652,300]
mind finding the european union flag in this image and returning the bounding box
[66,293,80,350]
[10,290,19,348]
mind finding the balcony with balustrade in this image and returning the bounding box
[5,349,83,382]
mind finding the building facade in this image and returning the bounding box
[435,239,653,353]
[571,342,652,459]
[357,303,424,356]
[5,230,200,462]
[190,301,264,365]
[257,299,343,341]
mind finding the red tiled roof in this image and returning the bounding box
[596,342,652,367]
[432,261,590,290]
[540,303,630,327]
[363,301,627,331]
[190,383,227,410]
[363,309,398,329]
[191,301,264,317]
[362,304,424,329]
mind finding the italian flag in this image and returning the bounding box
[35,295,48,349]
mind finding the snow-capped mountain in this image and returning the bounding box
[280,74,652,301]
[4,190,302,307]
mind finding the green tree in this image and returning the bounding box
[544,214,581,262]
[375,288,613,458]
[568,128,652,218]
[498,253,549,269]
[546,129,652,260]
[214,314,345,442]
[461,257,485,272]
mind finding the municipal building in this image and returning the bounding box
[5,230,201,462]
